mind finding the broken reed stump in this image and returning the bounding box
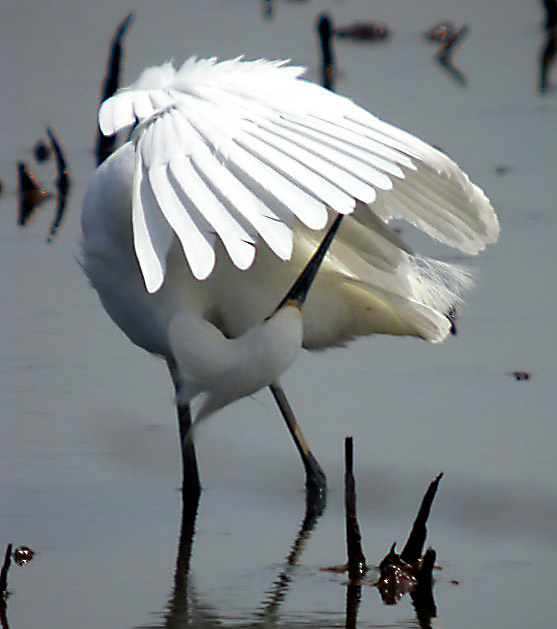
[437,25,469,63]
[0,544,12,629]
[317,14,335,91]
[400,473,443,565]
[344,436,366,629]
[0,545,11,598]
[376,474,442,620]
[344,436,367,581]
[96,13,135,165]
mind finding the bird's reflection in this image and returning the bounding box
[144,489,326,628]
[159,498,219,628]
[256,492,326,623]
[140,476,438,629]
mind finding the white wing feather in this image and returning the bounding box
[98,56,499,292]
[131,151,174,291]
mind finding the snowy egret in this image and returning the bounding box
[81,56,499,498]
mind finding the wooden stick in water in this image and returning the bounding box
[344,436,367,580]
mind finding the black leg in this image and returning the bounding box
[168,360,202,501]
[269,381,327,499]
[176,403,202,502]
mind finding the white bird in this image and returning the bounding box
[81,56,499,500]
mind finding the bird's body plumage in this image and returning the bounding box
[82,56,498,489]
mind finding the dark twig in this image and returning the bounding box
[400,473,443,565]
[96,13,134,165]
[0,544,12,629]
[543,0,557,30]
[344,436,367,581]
[46,128,70,241]
[317,14,335,91]
[262,0,273,19]
[46,127,70,197]
[343,436,366,628]
[0,545,11,598]
[435,26,469,86]
[45,127,71,242]
[539,26,557,93]
[437,25,469,61]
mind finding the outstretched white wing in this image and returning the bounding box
[99,56,499,293]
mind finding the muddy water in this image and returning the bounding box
[1,0,556,627]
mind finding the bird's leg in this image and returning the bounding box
[269,381,327,499]
[176,403,202,502]
[168,361,201,501]
[265,217,344,501]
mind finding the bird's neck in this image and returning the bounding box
[169,306,304,421]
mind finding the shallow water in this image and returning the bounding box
[1,0,556,627]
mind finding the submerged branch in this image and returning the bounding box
[344,436,367,581]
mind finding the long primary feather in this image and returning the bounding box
[98,56,499,292]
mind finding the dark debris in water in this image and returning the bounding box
[13,546,35,567]
[335,21,390,42]
[510,371,531,381]
[16,128,71,242]
[424,20,459,44]
[34,140,51,163]
[376,474,442,623]
[18,162,50,225]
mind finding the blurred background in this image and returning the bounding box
[1,1,555,627]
